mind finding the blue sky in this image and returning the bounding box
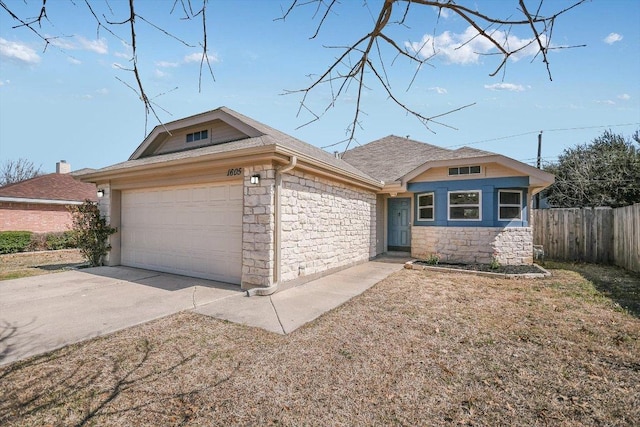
[1,0,638,173]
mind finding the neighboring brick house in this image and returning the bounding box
[81,107,554,292]
[0,162,97,233]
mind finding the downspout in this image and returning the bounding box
[246,155,297,296]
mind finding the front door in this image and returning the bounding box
[388,197,411,251]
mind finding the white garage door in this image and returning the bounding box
[121,182,243,284]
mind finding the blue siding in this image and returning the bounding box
[408,176,529,227]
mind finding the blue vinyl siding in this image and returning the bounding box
[408,176,529,227]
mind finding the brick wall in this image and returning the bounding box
[279,170,377,282]
[0,202,74,233]
[412,226,534,265]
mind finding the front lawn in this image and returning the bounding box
[1,264,638,426]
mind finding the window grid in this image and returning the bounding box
[186,129,208,143]
[448,165,481,176]
[498,190,522,221]
[417,193,434,221]
[448,190,482,221]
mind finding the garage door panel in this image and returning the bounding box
[121,183,243,284]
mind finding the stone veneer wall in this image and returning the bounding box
[279,170,377,282]
[412,226,534,265]
[242,165,276,288]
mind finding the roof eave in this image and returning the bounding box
[273,145,383,191]
[0,196,87,205]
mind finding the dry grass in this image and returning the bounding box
[0,250,86,280]
[1,265,639,426]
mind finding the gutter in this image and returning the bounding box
[0,196,86,206]
[246,155,297,297]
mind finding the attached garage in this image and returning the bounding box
[120,182,243,284]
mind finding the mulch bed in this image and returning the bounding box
[414,261,544,274]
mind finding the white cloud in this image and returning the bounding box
[407,26,546,65]
[484,83,526,92]
[0,38,40,65]
[429,86,448,94]
[603,33,623,44]
[184,52,204,63]
[433,6,450,19]
[96,88,109,95]
[68,57,82,65]
[184,51,219,64]
[156,60,179,68]
[618,93,631,100]
[0,79,9,86]
[155,69,168,78]
[49,35,108,54]
[77,37,108,54]
[596,99,615,105]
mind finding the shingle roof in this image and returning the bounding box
[0,173,97,202]
[86,107,379,183]
[342,135,496,183]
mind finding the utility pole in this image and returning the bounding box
[535,131,542,209]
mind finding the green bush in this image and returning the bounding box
[0,231,33,254]
[70,201,117,266]
[46,231,77,250]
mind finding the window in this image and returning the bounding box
[417,193,434,221]
[186,129,208,143]
[448,191,481,220]
[448,165,481,176]
[498,190,522,220]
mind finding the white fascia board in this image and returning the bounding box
[0,197,85,205]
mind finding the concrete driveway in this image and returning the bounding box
[0,267,242,366]
[0,258,407,366]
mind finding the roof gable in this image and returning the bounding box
[0,173,97,202]
[130,107,265,160]
[342,135,554,191]
[342,135,492,183]
[83,107,380,187]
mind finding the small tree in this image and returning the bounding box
[0,158,42,187]
[70,200,117,267]
[544,130,640,208]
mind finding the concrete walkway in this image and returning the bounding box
[0,257,407,366]
[195,258,407,334]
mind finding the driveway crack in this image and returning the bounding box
[269,296,286,334]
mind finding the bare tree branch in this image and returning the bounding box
[281,0,587,152]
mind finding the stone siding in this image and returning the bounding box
[280,170,376,282]
[242,165,276,287]
[412,226,533,265]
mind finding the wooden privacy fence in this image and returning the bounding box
[533,203,640,273]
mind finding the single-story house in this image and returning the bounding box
[81,107,554,292]
[0,161,97,233]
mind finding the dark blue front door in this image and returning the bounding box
[388,197,411,251]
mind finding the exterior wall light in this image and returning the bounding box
[97,189,105,198]
[250,174,260,185]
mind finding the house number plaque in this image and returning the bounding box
[226,167,242,176]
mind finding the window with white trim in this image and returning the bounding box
[417,193,434,221]
[498,190,522,220]
[448,165,481,176]
[448,191,481,220]
[186,129,208,143]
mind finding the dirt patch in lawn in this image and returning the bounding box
[0,250,86,280]
[1,264,639,426]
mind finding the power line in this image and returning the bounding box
[444,122,640,149]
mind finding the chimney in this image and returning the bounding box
[56,160,71,174]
